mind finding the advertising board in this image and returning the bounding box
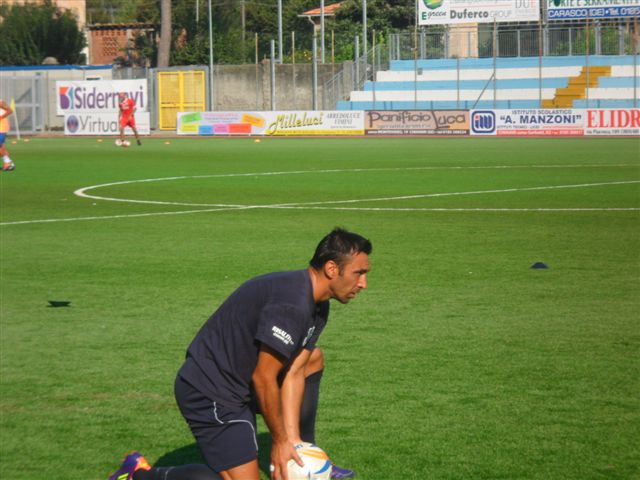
[585,109,640,136]
[470,109,586,136]
[365,110,470,135]
[471,108,640,136]
[64,112,151,136]
[547,0,640,20]
[176,111,364,136]
[419,0,540,25]
[56,80,148,115]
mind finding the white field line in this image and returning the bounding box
[273,207,640,212]
[1,166,638,226]
[265,180,640,208]
[0,206,256,226]
[73,164,639,205]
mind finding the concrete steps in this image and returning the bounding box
[542,66,611,108]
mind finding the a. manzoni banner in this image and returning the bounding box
[470,108,640,136]
[56,79,148,115]
[365,110,470,135]
[64,112,151,136]
[419,0,540,25]
[547,0,640,20]
[176,111,365,136]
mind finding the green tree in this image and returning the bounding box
[91,0,418,66]
[86,0,139,24]
[0,0,86,66]
[334,0,414,48]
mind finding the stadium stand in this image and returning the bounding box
[337,55,639,110]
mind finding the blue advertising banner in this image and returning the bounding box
[547,0,640,20]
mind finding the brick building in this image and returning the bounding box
[87,23,155,66]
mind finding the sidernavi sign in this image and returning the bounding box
[419,0,540,25]
[56,80,148,116]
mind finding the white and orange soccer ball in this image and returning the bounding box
[287,443,332,480]
[115,139,122,146]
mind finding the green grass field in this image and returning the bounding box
[1,136,639,480]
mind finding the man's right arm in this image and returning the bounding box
[252,345,302,480]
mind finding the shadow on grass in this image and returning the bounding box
[153,432,272,477]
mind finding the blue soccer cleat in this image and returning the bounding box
[108,451,151,480]
[331,463,356,479]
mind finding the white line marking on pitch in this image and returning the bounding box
[266,180,640,208]
[74,164,638,205]
[0,206,254,226]
[1,166,638,226]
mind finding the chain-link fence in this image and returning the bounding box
[340,22,639,110]
[387,22,637,61]
[0,76,45,134]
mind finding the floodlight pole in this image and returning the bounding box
[312,33,318,110]
[321,0,325,64]
[208,0,214,110]
[278,0,283,63]
[271,40,276,109]
[634,16,638,108]
[355,35,360,89]
[362,0,367,80]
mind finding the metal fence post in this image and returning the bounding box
[312,34,318,110]
[569,27,573,56]
[270,40,276,110]
[634,17,638,108]
[355,35,360,90]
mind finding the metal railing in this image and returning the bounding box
[388,23,637,61]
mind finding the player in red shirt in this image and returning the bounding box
[118,92,141,146]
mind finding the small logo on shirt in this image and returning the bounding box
[272,326,294,346]
[302,326,315,347]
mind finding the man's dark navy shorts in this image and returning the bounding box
[174,375,259,473]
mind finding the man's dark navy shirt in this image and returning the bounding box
[178,269,329,407]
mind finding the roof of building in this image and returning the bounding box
[87,23,155,30]
[300,2,344,17]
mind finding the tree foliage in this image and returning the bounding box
[91,0,416,66]
[0,0,86,66]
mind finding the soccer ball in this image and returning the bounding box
[122,140,130,147]
[115,139,122,146]
[287,443,332,480]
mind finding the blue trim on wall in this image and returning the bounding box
[390,55,636,71]
[364,78,568,90]
[0,65,112,71]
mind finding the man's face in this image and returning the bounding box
[329,252,370,304]
[119,93,126,101]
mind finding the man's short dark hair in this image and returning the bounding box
[309,228,372,270]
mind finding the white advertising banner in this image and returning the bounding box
[64,112,151,136]
[419,0,540,25]
[470,108,640,136]
[470,109,586,136]
[584,109,640,136]
[56,79,148,115]
[547,0,640,20]
[176,111,365,136]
